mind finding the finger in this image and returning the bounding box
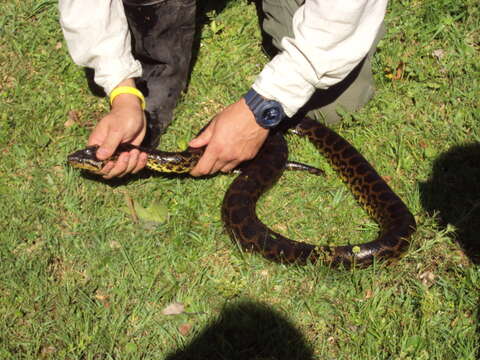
[188,121,215,148]
[190,147,217,177]
[100,160,115,176]
[123,148,140,175]
[210,159,230,175]
[96,131,123,160]
[220,161,239,174]
[103,152,130,179]
[87,128,106,148]
[132,152,148,174]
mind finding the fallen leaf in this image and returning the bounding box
[134,199,169,225]
[40,345,56,358]
[364,289,373,299]
[109,240,121,249]
[178,323,192,336]
[52,165,63,175]
[162,302,185,316]
[124,193,139,224]
[393,61,405,80]
[432,49,445,60]
[94,292,109,301]
[64,110,79,128]
[419,271,435,287]
[55,42,62,50]
[95,291,110,308]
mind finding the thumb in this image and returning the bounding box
[96,132,123,160]
[189,122,214,148]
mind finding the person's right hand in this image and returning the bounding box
[87,80,148,179]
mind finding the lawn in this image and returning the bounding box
[0,0,479,359]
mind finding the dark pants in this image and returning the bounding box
[122,0,383,148]
[123,0,196,148]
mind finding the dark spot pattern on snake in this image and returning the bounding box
[68,117,416,268]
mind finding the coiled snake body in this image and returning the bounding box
[68,117,416,268]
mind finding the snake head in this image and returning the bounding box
[67,145,106,174]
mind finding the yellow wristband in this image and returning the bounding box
[109,86,146,110]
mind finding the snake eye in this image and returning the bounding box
[84,147,96,157]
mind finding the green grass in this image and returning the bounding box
[1,0,479,358]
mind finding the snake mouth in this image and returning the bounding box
[67,146,105,173]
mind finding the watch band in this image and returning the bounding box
[244,89,266,111]
[243,88,285,129]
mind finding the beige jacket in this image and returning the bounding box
[59,0,387,117]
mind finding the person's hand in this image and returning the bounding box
[88,80,148,179]
[189,98,269,176]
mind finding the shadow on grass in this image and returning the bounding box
[165,299,314,360]
[418,142,480,265]
[419,142,480,358]
[77,168,202,189]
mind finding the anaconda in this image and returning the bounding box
[68,117,416,268]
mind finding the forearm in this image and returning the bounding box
[58,0,142,94]
[253,0,387,117]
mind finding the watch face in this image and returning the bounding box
[259,101,284,128]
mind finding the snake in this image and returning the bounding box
[68,117,416,268]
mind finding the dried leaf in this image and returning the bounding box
[109,240,121,249]
[393,61,405,80]
[95,291,110,308]
[432,49,445,60]
[94,292,109,301]
[162,302,185,316]
[178,323,192,336]
[364,289,373,299]
[40,345,56,358]
[419,271,435,287]
[124,193,139,224]
[64,110,79,128]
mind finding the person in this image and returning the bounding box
[59,0,387,179]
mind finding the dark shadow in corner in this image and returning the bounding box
[419,143,480,359]
[165,300,314,360]
[418,143,480,265]
[83,0,232,98]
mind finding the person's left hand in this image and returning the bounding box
[188,98,269,176]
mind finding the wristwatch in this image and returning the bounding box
[243,88,286,129]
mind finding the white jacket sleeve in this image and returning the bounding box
[58,0,142,95]
[252,0,387,117]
